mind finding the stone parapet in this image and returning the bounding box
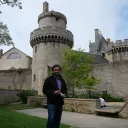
[38,11,67,24]
[107,39,128,54]
[30,27,74,48]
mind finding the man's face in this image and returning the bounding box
[53,67,61,74]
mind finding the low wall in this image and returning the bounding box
[63,98,100,113]
[27,96,46,107]
[27,96,100,114]
[0,90,22,104]
[0,90,38,104]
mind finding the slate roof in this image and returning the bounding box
[1,47,32,58]
[74,50,109,64]
[99,34,107,52]
[92,54,109,64]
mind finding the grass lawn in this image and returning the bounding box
[0,104,71,128]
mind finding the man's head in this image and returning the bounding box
[52,64,61,76]
[52,64,61,73]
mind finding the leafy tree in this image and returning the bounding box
[0,0,22,46]
[61,48,100,96]
[0,22,14,46]
[0,0,22,13]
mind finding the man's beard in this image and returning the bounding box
[53,72,61,79]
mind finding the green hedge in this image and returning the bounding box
[68,92,125,102]
[17,90,35,104]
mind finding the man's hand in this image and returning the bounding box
[54,90,61,95]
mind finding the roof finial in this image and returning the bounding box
[43,1,49,13]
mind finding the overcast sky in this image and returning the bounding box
[1,0,128,57]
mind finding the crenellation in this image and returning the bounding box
[90,29,128,63]
[115,40,122,44]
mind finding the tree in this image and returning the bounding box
[0,22,14,46]
[0,0,22,13]
[0,0,22,46]
[61,48,100,97]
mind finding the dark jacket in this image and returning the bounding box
[43,74,67,106]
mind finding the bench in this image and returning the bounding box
[95,101,128,117]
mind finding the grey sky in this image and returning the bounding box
[1,0,128,57]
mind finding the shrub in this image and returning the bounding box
[17,90,35,104]
[69,91,125,102]
[101,93,125,102]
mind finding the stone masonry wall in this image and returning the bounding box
[0,90,38,104]
[0,90,21,104]
[93,61,128,99]
[27,96,100,114]
[0,61,128,99]
[63,98,100,114]
[0,69,31,90]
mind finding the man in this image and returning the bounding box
[99,97,107,108]
[43,64,67,128]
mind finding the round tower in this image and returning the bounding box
[107,39,128,62]
[30,2,74,95]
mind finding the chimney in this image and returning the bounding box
[0,49,3,57]
[106,38,110,44]
[94,29,99,51]
[95,29,99,41]
[43,1,49,13]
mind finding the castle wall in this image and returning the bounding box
[32,42,70,95]
[114,51,128,61]
[93,61,128,99]
[105,53,113,62]
[0,69,31,90]
[0,61,128,99]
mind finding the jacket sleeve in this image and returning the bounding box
[43,78,55,95]
[62,79,67,97]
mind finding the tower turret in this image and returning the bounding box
[30,2,74,94]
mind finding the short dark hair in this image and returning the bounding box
[52,64,61,71]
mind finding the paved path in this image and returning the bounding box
[17,108,128,128]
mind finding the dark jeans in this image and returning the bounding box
[47,104,63,128]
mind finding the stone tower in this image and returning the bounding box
[30,2,74,95]
[107,39,128,62]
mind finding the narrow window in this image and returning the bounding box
[102,53,105,57]
[56,17,59,21]
[34,74,36,81]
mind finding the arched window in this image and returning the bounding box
[8,53,20,59]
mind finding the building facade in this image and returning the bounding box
[0,47,32,70]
